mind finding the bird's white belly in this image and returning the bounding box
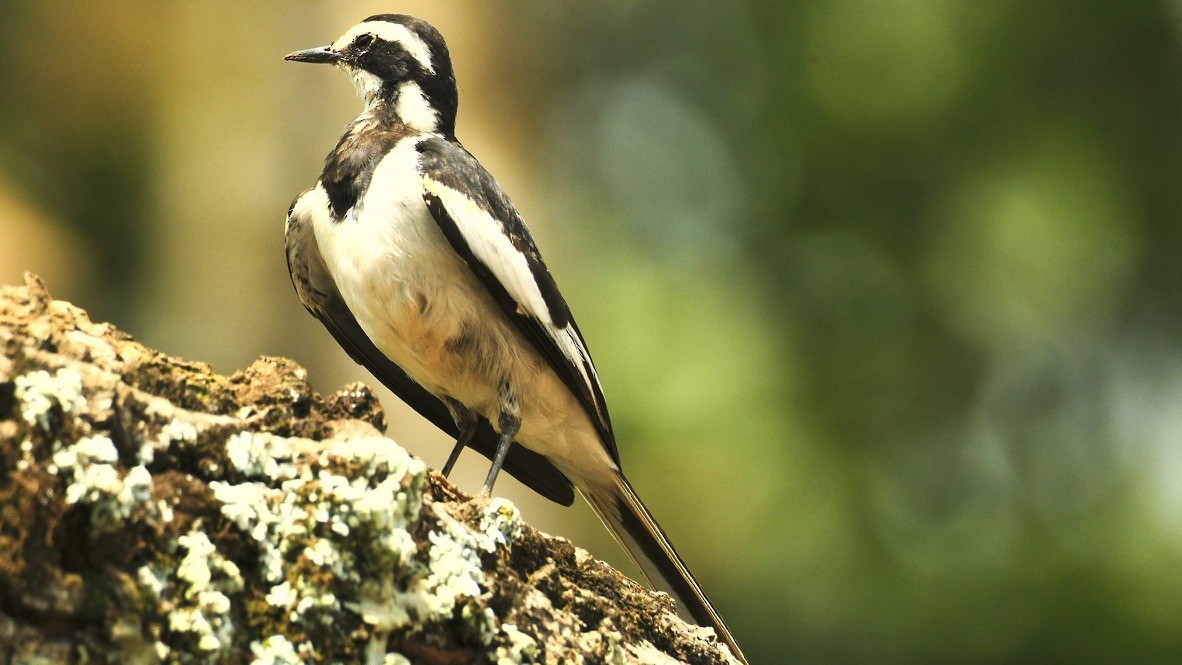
[311,174,490,402]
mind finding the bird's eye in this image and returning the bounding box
[354,33,374,49]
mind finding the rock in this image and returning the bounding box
[0,274,735,664]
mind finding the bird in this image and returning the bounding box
[283,14,746,663]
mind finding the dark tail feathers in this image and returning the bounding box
[581,472,747,664]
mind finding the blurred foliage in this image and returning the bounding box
[2,1,1182,663]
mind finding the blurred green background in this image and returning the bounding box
[3,1,1182,662]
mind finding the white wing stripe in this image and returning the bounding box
[558,329,597,394]
[422,177,554,326]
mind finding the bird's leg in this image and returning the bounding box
[441,426,475,477]
[480,410,520,496]
[480,384,520,496]
[441,398,479,478]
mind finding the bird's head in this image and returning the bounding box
[286,14,457,136]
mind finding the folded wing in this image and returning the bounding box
[415,138,617,461]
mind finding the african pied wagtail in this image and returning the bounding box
[284,15,746,662]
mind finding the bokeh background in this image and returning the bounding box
[2,2,1181,662]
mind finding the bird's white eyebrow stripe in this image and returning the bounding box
[333,21,435,74]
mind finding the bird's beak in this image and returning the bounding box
[284,45,340,64]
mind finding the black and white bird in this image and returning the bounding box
[284,14,746,663]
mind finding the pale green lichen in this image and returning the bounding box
[7,347,549,659]
[38,423,533,662]
[480,498,523,551]
[167,530,243,655]
[249,635,303,665]
[61,433,119,465]
[163,419,199,444]
[494,623,539,665]
[154,418,200,464]
[138,562,169,600]
[20,368,158,534]
[13,367,85,431]
[207,432,528,660]
[603,632,628,665]
[213,434,431,636]
[422,516,486,616]
[226,432,299,480]
[124,516,248,664]
[51,434,154,534]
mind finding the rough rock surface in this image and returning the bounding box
[0,274,735,664]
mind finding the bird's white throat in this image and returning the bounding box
[344,65,383,106]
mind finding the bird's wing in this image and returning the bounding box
[285,195,575,505]
[414,137,617,460]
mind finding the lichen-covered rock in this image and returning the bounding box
[0,274,737,664]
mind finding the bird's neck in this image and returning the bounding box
[362,79,455,138]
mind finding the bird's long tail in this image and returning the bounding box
[579,471,748,664]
